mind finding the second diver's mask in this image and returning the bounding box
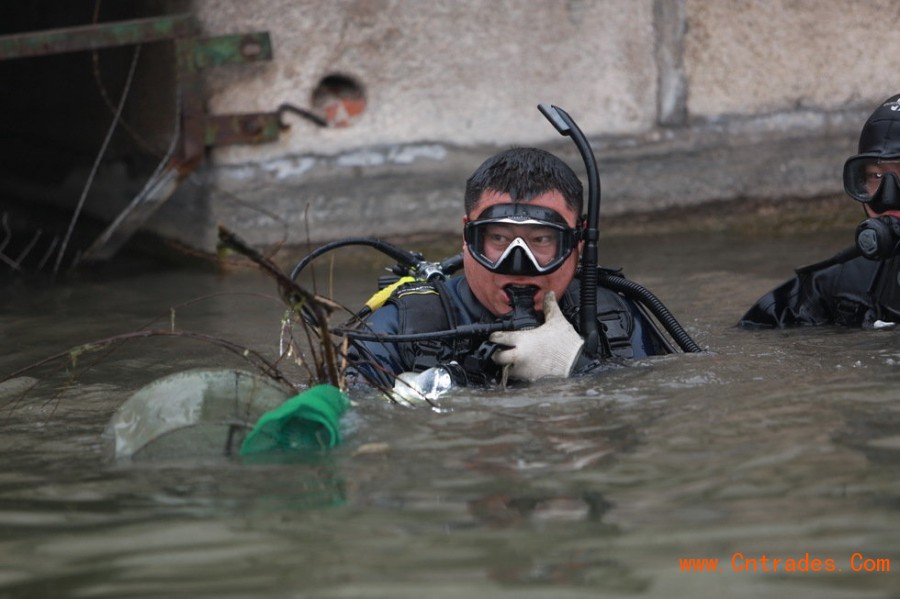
[842,94,900,213]
[463,203,581,276]
[843,157,900,213]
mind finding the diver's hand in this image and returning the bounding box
[489,291,584,381]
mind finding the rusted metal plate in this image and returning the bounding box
[176,33,277,154]
[205,113,282,146]
[0,14,195,60]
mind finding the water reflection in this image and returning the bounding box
[0,227,898,597]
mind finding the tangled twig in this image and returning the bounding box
[216,225,342,387]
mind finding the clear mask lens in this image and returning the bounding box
[844,157,900,203]
[464,204,578,275]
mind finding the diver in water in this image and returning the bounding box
[740,93,900,329]
[345,146,676,390]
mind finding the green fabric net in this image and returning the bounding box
[239,384,350,455]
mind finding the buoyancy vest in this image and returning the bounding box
[389,280,467,373]
[740,247,900,328]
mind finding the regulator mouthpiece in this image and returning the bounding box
[503,285,541,330]
[855,215,900,260]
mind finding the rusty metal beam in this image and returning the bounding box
[191,33,272,70]
[0,14,195,60]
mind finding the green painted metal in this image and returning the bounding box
[0,14,195,60]
[0,14,276,150]
[190,33,272,71]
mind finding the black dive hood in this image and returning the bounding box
[856,94,900,157]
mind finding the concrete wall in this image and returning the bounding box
[147,0,900,250]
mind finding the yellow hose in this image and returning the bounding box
[364,276,416,311]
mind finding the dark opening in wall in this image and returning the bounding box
[311,74,366,128]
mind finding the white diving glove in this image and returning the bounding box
[489,291,584,382]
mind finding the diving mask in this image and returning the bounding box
[843,156,900,211]
[463,203,580,276]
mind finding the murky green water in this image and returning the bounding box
[1,226,898,598]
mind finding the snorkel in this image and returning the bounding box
[537,104,701,355]
[537,104,601,357]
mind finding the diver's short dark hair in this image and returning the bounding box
[464,147,584,217]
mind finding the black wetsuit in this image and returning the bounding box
[739,247,900,329]
[347,273,672,388]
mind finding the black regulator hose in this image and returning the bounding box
[439,253,464,276]
[598,272,703,353]
[290,237,425,282]
[338,321,504,342]
[339,284,539,343]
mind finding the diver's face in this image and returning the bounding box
[863,160,900,218]
[462,189,582,316]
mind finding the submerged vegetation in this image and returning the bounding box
[0,226,363,417]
